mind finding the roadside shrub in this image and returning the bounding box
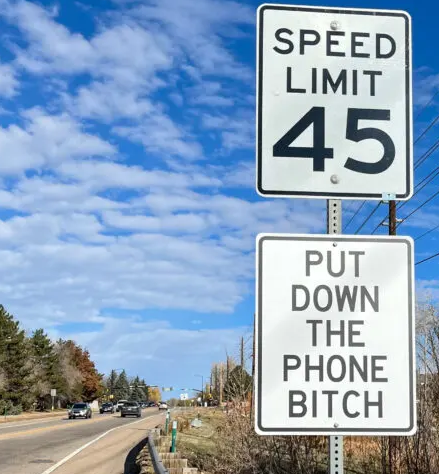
[0,400,22,416]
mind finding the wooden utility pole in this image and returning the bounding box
[389,200,397,236]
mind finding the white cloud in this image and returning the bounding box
[63,81,155,122]
[113,115,203,160]
[0,108,115,175]
[0,212,106,244]
[128,0,253,80]
[103,210,209,233]
[57,160,222,190]
[0,177,127,214]
[2,1,173,79]
[63,317,248,390]
[202,112,254,150]
[0,63,19,97]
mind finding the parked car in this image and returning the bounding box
[158,402,168,410]
[68,403,92,419]
[148,401,157,408]
[100,402,114,414]
[116,400,128,412]
[120,401,141,418]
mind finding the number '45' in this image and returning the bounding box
[273,107,395,174]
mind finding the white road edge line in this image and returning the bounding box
[40,416,149,474]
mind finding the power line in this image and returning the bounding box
[416,251,439,266]
[414,112,439,145]
[415,89,439,121]
[415,223,439,242]
[344,201,365,231]
[398,158,439,212]
[371,214,387,234]
[414,136,439,171]
[397,188,439,229]
[354,202,381,234]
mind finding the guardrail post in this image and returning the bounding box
[171,420,177,452]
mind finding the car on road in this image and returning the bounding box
[68,403,92,419]
[100,402,114,414]
[116,399,128,412]
[147,401,157,408]
[120,401,141,418]
[158,402,168,410]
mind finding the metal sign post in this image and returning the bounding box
[327,200,343,474]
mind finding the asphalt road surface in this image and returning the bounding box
[0,408,164,474]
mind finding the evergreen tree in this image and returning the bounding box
[106,369,118,400]
[114,370,130,400]
[0,305,32,410]
[30,329,63,410]
[141,378,149,401]
[130,376,146,401]
[224,365,252,402]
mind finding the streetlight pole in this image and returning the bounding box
[195,375,206,406]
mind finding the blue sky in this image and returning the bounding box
[0,0,437,400]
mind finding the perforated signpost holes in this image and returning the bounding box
[255,235,416,435]
[256,4,412,200]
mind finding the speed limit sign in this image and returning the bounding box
[256,4,412,200]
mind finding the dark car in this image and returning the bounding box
[120,401,141,418]
[68,403,92,419]
[100,402,114,414]
[148,401,157,407]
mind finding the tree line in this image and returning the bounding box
[103,369,161,403]
[0,304,103,414]
[0,304,161,414]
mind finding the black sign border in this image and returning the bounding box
[256,235,415,434]
[256,5,412,199]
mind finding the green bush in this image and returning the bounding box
[0,400,23,416]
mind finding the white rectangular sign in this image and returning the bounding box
[180,393,189,401]
[256,4,412,200]
[255,234,415,435]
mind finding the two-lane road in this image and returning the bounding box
[0,408,164,474]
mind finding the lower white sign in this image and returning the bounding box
[255,234,415,435]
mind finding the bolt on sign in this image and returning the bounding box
[255,235,416,435]
[256,4,412,199]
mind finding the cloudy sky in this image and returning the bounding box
[0,0,437,398]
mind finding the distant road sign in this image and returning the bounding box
[50,389,56,397]
[255,234,415,435]
[256,4,412,199]
[180,393,189,401]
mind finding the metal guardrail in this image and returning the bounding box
[148,430,169,474]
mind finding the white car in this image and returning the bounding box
[158,402,168,410]
[116,400,128,412]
